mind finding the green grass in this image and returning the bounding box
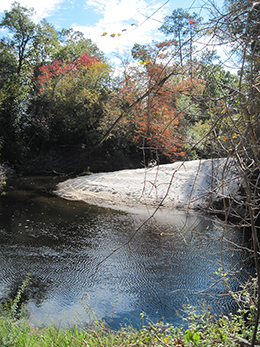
[0,303,258,346]
[0,277,259,346]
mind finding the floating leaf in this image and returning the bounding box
[122,29,127,32]
[117,33,121,37]
[110,33,115,37]
[101,32,107,36]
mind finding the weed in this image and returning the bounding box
[0,275,260,346]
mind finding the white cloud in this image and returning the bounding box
[74,0,168,57]
[0,0,65,22]
[0,0,169,64]
[85,0,107,13]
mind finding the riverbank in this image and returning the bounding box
[55,158,241,212]
[1,300,255,346]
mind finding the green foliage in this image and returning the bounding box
[0,2,110,166]
[31,19,61,66]
[0,0,255,173]
[176,94,203,123]
[131,43,152,62]
[0,281,259,346]
[0,42,17,83]
[159,8,202,65]
[0,1,37,75]
[0,169,7,195]
[36,53,112,148]
[56,28,104,62]
[180,52,240,159]
[0,275,30,347]
[160,8,201,37]
[184,120,212,158]
[0,274,258,347]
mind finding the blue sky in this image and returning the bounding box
[0,0,224,63]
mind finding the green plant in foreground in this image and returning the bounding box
[1,275,260,346]
[0,179,6,195]
[0,274,31,347]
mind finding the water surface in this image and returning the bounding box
[0,176,250,328]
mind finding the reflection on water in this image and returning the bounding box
[0,176,250,328]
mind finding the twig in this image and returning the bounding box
[155,334,171,347]
[71,335,89,346]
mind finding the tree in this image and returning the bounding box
[56,28,104,62]
[35,52,112,151]
[0,2,37,75]
[109,40,206,164]
[159,8,202,66]
[0,2,108,165]
[192,2,260,344]
[0,3,63,161]
[30,19,61,67]
[0,2,37,160]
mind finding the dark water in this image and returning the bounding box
[0,176,250,329]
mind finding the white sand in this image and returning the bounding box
[55,158,241,212]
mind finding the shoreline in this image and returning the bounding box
[54,158,241,213]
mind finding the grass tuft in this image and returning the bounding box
[0,276,260,346]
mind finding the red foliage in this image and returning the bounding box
[37,53,100,93]
[75,53,100,68]
[118,41,204,161]
[155,39,178,49]
[132,85,186,161]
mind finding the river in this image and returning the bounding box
[0,176,251,329]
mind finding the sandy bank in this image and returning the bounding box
[54,158,241,212]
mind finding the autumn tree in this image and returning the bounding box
[0,2,107,165]
[110,40,205,165]
[35,52,112,154]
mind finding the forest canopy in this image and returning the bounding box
[0,1,250,175]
